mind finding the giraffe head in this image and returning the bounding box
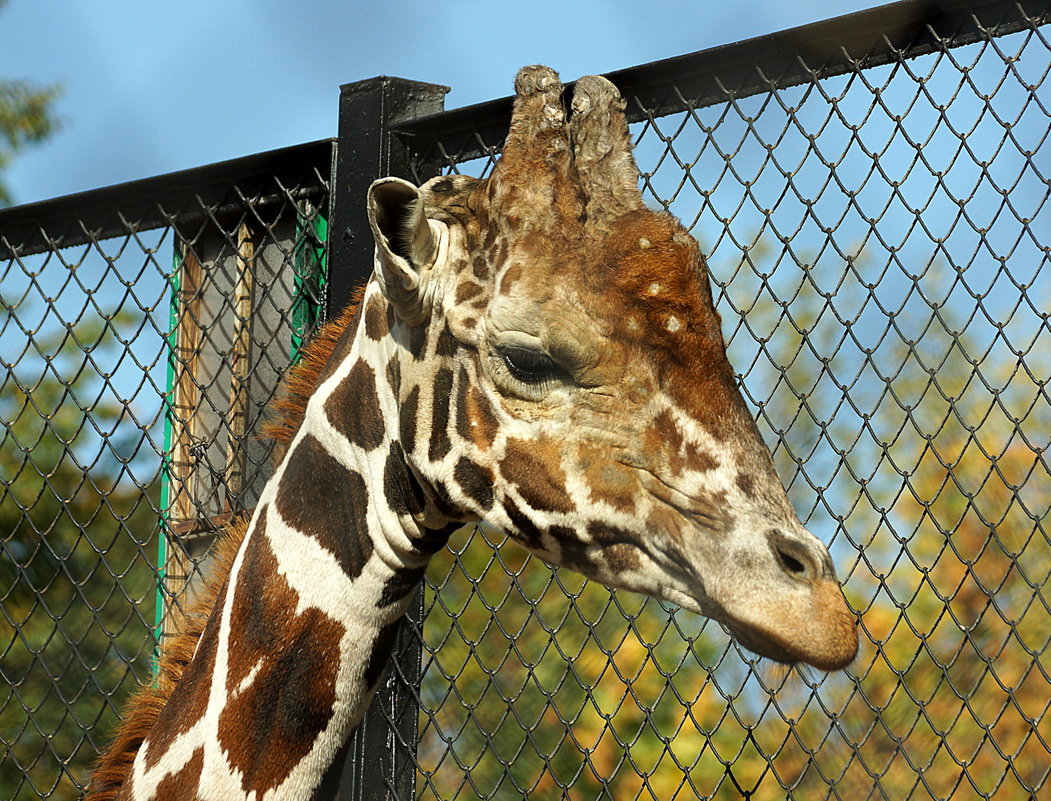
[367,66,857,670]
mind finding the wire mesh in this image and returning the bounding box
[1,3,1048,800]
[405,6,1050,801]
[0,158,329,800]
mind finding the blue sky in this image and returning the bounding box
[1,0,880,206]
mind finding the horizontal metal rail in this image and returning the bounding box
[0,139,333,259]
[391,0,1051,163]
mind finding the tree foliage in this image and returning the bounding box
[0,308,159,801]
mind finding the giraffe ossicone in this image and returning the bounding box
[88,65,858,801]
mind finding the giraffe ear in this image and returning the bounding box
[367,177,440,324]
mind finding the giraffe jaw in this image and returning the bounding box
[663,580,859,671]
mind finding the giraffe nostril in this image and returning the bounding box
[768,530,815,581]
[777,549,806,577]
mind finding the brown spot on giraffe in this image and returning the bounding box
[400,384,420,453]
[428,368,454,461]
[455,364,498,450]
[453,456,495,511]
[736,471,756,499]
[364,292,388,341]
[493,237,510,270]
[383,441,425,517]
[377,566,427,608]
[142,590,223,769]
[500,437,575,513]
[434,324,458,358]
[588,522,642,572]
[363,620,401,688]
[646,409,720,477]
[455,281,484,304]
[578,450,636,512]
[414,524,458,557]
[325,359,385,452]
[604,542,640,573]
[428,479,465,521]
[406,321,428,359]
[650,409,684,455]
[153,747,204,800]
[218,576,343,794]
[428,176,458,195]
[553,525,595,572]
[685,441,719,473]
[499,262,523,294]
[275,434,373,579]
[386,357,400,396]
[225,514,279,693]
[502,497,544,551]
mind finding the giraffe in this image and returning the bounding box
[87,65,858,801]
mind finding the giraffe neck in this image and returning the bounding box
[129,280,453,801]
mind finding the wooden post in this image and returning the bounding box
[223,223,256,504]
[163,241,206,638]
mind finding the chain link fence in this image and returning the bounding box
[0,146,331,800]
[2,1,1049,799]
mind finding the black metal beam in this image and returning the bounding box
[0,139,333,260]
[391,0,1051,164]
[325,77,449,318]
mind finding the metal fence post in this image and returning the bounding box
[322,75,449,801]
[327,76,449,317]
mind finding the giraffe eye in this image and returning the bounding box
[498,345,566,385]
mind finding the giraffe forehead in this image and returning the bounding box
[594,215,717,325]
[486,211,712,327]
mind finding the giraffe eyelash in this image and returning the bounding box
[497,345,569,386]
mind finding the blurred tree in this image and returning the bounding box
[816,268,1051,800]
[720,254,1050,800]
[0,0,62,206]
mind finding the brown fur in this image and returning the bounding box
[85,291,365,800]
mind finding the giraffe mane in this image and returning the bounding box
[86,288,366,799]
[260,289,366,462]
